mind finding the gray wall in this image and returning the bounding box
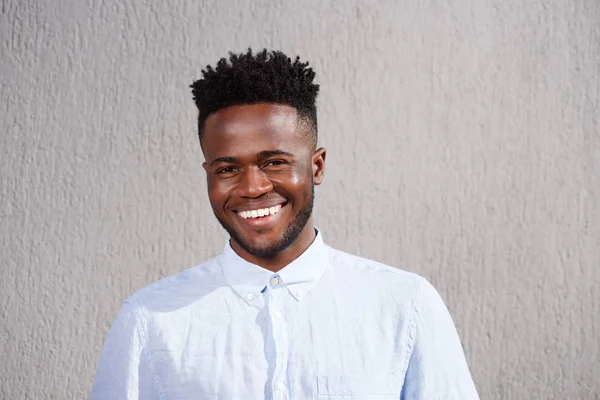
[1,0,598,399]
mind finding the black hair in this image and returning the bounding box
[190,48,320,146]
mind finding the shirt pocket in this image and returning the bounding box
[317,375,400,399]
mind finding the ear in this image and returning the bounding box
[202,161,209,176]
[312,147,326,185]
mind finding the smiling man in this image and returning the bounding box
[202,102,322,271]
[90,49,479,399]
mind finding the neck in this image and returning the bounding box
[231,220,317,273]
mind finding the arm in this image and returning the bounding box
[89,300,158,400]
[401,279,479,400]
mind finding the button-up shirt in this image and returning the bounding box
[90,230,479,399]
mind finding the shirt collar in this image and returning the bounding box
[220,228,330,305]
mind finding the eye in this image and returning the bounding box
[216,166,238,174]
[264,160,287,167]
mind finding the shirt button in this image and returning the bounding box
[276,382,285,391]
[273,310,283,319]
[246,293,255,301]
[270,275,281,287]
[296,289,304,297]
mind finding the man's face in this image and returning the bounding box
[202,103,326,259]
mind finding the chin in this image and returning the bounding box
[242,231,285,251]
[241,241,285,258]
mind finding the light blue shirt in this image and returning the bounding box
[90,230,479,399]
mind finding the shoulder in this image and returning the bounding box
[322,246,454,332]
[124,255,225,311]
[324,245,432,304]
[324,247,455,329]
[326,245,425,286]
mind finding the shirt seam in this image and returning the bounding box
[131,299,164,399]
[401,277,424,377]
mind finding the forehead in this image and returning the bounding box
[202,103,308,158]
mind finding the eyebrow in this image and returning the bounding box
[209,150,294,166]
[209,156,238,166]
[258,150,294,158]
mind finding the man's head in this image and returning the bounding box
[191,48,320,148]
[190,49,326,263]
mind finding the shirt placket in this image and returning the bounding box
[267,274,289,400]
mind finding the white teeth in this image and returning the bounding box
[238,204,284,219]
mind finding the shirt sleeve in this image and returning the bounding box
[89,299,158,400]
[401,279,479,400]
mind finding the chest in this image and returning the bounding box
[146,291,411,399]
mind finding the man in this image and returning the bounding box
[90,49,479,399]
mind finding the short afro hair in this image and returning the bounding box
[190,48,320,147]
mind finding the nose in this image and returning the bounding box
[236,166,273,198]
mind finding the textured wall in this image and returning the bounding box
[1,0,599,399]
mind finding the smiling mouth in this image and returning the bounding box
[235,203,286,220]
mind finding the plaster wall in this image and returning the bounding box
[1,0,599,398]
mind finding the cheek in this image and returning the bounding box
[288,172,303,186]
[281,167,313,196]
[207,179,230,206]
[287,159,313,185]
